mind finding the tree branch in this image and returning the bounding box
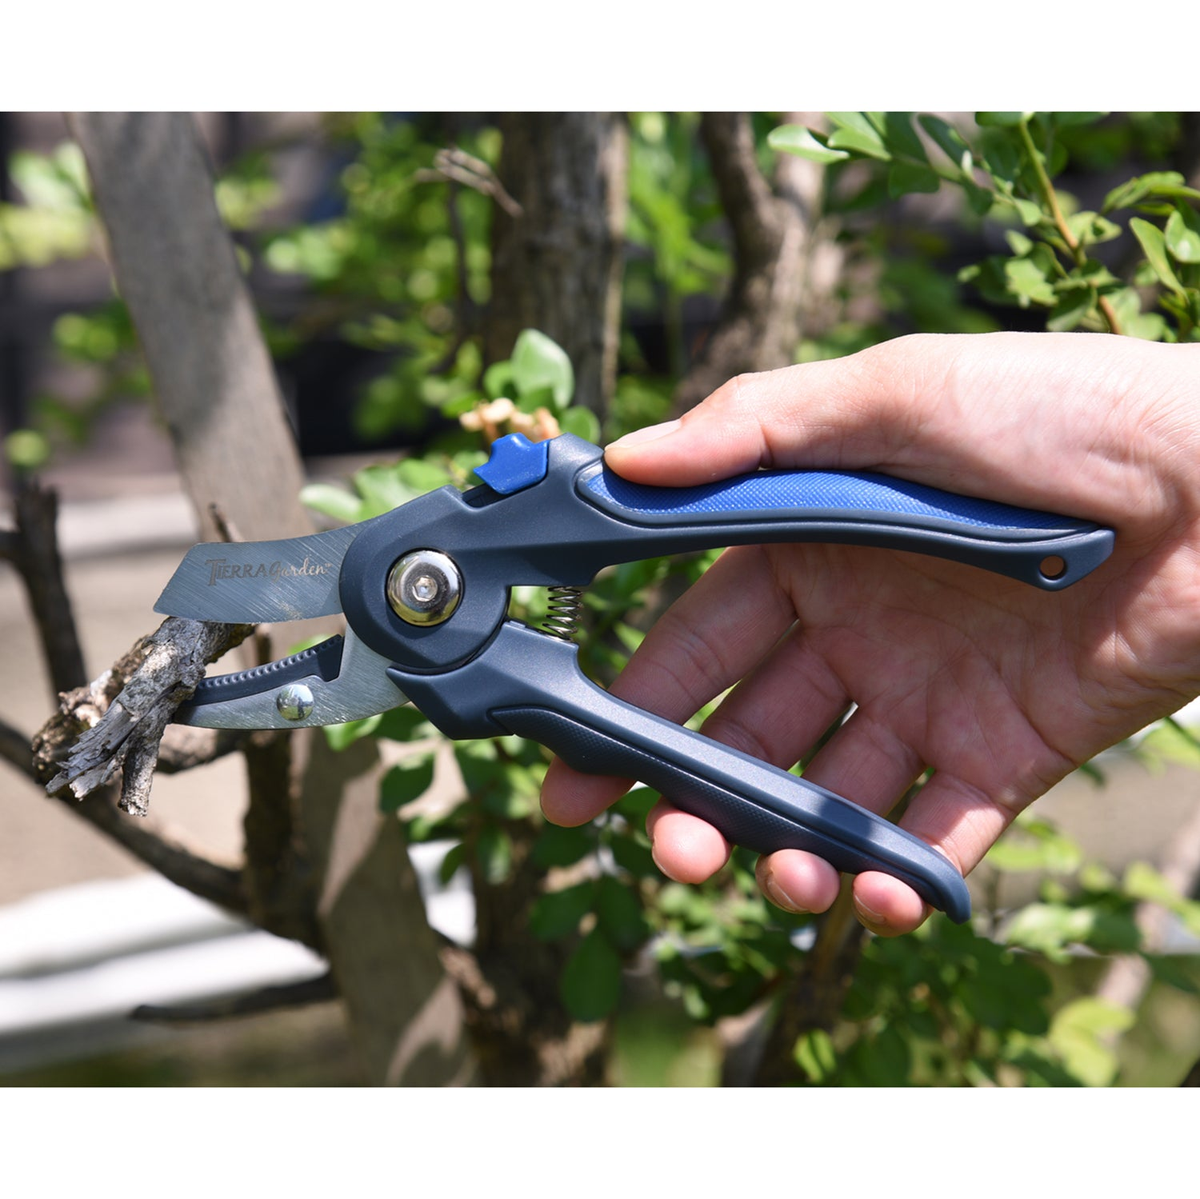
[37,616,253,817]
[70,787,249,916]
[0,715,37,781]
[132,971,336,1024]
[10,476,87,696]
[673,112,839,415]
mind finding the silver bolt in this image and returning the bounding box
[276,683,315,722]
[387,550,462,626]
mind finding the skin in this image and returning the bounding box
[539,331,1200,935]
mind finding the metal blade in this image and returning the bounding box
[154,525,360,623]
[175,630,409,729]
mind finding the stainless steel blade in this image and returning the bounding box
[154,525,361,623]
[175,629,409,729]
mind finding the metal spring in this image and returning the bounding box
[540,585,584,641]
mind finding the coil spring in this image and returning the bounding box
[540,585,584,641]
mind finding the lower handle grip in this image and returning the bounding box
[495,704,970,923]
[389,622,971,923]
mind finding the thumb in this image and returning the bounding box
[602,331,1153,524]
[604,339,931,486]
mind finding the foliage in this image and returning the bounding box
[771,111,1200,341]
[7,112,1200,1085]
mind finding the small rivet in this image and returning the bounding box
[276,683,315,722]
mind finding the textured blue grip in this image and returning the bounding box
[584,466,1078,535]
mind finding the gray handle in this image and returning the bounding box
[389,622,971,922]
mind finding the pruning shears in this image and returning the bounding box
[156,433,1115,923]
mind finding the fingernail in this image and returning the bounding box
[763,873,807,914]
[608,419,681,450]
[855,899,886,928]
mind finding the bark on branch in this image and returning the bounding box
[673,112,838,415]
[37,617,253,816]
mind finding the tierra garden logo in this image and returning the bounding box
[205,557,336,586]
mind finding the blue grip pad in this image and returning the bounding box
[584,466,1076,534]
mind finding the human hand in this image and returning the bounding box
[540,332,1200,934]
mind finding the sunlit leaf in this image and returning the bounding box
[300,482,364,525]
[827,125,891,161]
[767,125,849,164]
[510,329,574,410]
[1048,998,1134,1086]
[1165,204,1200,263]
[794,1028,837,1082]
[324,713,383,751]
[1131,217,1186,294]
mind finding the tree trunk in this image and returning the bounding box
[486,112,628,417]
[457,112,630,1083]
[673,112,839,414]
[67,112,474,1085]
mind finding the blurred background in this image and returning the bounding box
[3,112,1200,1087]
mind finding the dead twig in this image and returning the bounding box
[38,616,253,817]
[415,147,523,218]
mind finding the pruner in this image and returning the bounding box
[156,433,1115,923]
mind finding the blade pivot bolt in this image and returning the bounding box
[276,683,315,722]
[387,550,462,626]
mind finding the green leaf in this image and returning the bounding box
[437,841,467,885]
[1047,285,1097,332]
[595,875,650,952]
[1050,111,1107,126]
[352,463,418,517]
[881,112,929,164]
[373,706,437,744]
[976,112,1030,127]
[476,825,513,885]
[396,457,452,494]
[560,927,622,1022]
[1004,257,1057,306]
[323,713,383,751]
[559,405,601,443]
[1107,287,1168,341]
[1002,902,1089,958]
[1165,204,1200,263]
[1064,211,1121,246]
[483,360,514,400]
[1048,998,1134,1086]
[609,832,658,879]
[378,753,436,812]
[1103,170,1186,213]
[986,816,1083,873]
[794,1028,837,1083]
[510,329,574,410]
[887,160,939,197]
[919,114,973,174]
[528,880,595,940]
[854,1025,912,1085]
[300,482,363,525]
[532,822,594,868]
[826,125,891,161]
[613,786,658,823]
[767,125,849,164]
[1005,230,1034,256]
[1131,217,1186,295]
[1013,197,1044,227]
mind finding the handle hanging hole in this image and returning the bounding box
[1039,555,1067,581]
